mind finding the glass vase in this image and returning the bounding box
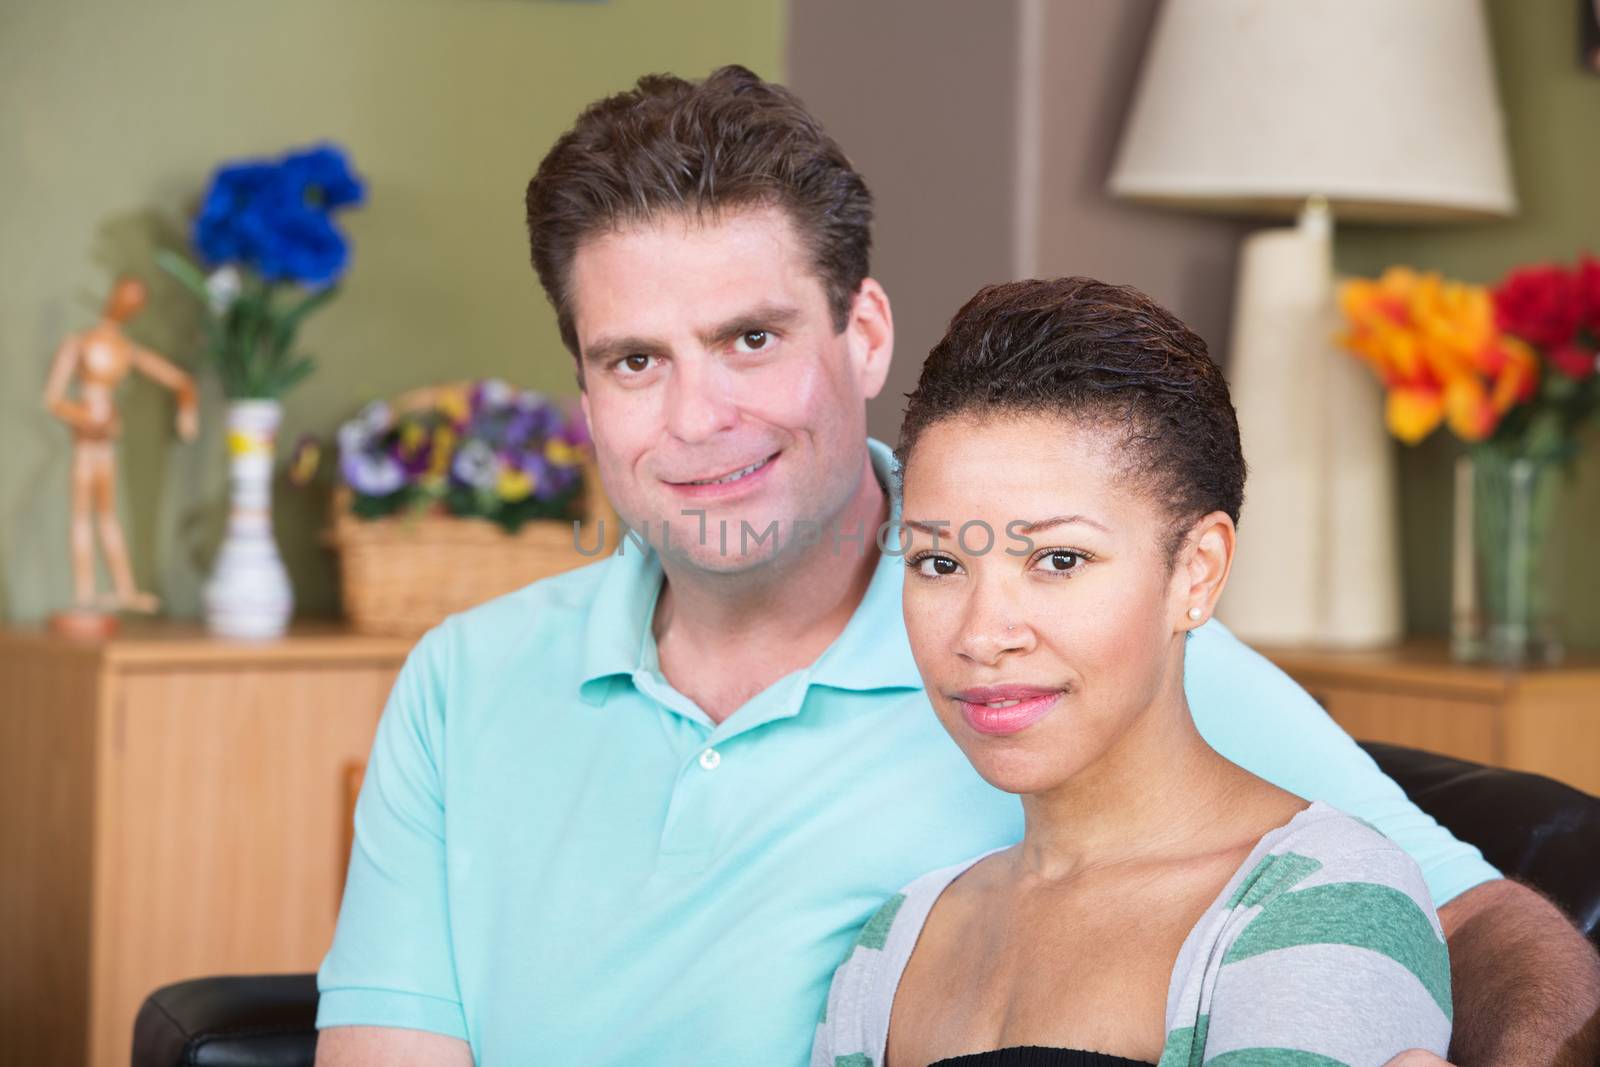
[1451,447,1567,665]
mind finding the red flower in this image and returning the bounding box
[1577,254,1600,335]
[1493,264,1583,349]
[1549,342,1598,381]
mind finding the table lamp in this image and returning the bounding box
[1108,0,1516,647]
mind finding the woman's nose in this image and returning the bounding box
[954,589,1034,666]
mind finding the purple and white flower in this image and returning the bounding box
[474,378,514,411]
[340,449,405,496]
[452,439,498,491]
[338,400,391,454]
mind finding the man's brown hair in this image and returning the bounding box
[525,65,874,362]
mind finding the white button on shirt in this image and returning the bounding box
[698,748,721,771]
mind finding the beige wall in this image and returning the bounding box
[788,0,1023,445]
[1033,0,1247,360]
[0,0,784,623]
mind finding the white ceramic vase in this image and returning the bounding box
[205,400,293,638]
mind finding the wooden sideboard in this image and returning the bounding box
[0,623,412,1067]
[1259,641,1600,796]
[3,622,1593,1062]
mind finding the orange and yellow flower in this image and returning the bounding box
[1338,267,1539,445]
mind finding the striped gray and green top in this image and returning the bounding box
[811,801,1451,1067]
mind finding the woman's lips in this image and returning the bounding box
[953,685,1064,736]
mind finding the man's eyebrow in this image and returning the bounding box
[580,303,806,367]
[699,303,804,347]
[582,335,662,368]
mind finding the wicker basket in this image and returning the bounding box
[328,383,619,637]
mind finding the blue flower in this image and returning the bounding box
[191,142,365,287]
[248,205,349,287]
[281,143,365,210]
[194,161,276,264]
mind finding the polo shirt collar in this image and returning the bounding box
[576,527,663,705]
[806,439,922,692]
[576,437,923,705]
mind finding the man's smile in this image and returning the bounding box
[662,450,781,499]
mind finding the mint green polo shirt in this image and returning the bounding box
[316,438,1497,1065]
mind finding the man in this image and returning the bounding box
[316,67,1600,1066]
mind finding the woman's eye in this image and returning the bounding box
[734,330,769,353]
[1036,550,1085,574]
[910,554,961,577]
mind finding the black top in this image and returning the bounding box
[930,1046,1155,1067]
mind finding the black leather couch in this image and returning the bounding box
[131,741,1600,1067]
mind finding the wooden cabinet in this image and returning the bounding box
[0,623,411,1066]
[1259,641,1600,796]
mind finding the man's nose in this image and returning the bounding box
[663,357,739,443]
[954,583,1035,666]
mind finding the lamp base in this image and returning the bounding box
[1218,201,1401,648]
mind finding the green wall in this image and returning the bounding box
[1336,0,1600,650]
[0,0,783,624]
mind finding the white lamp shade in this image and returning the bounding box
[1109,0,1517,221]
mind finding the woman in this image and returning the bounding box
[813,279,1451,1067]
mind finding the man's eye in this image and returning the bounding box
[734,330,769,353]
[619,354,653,374]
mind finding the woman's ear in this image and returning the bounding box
[1174,511,1236,631]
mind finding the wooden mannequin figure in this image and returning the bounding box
[42,277,198,637]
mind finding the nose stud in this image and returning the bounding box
[1188,607,1203,622]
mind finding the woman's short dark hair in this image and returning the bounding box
[526,65,874,359]
[897,277,1246,557]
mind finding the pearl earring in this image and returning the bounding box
[1188,607,1203,622]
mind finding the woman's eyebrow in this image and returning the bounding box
[902,515,1110,537]
[1011,514,1110,535]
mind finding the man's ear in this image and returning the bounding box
[1174,511,1237,631]
[846,277,893,400]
